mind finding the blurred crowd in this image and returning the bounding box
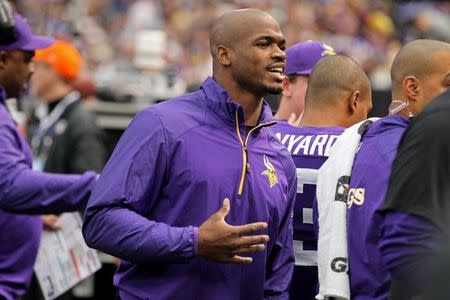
[13,0,450,101]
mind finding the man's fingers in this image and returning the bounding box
[225,255,253,264]
[215,198,230,219]
[236,235,269,247]
[234,222,268,235]
[42,215,61,231]
[232,244,266,255]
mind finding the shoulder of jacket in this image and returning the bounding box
[150,93,209,140]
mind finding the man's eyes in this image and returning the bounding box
[257,41,286,51]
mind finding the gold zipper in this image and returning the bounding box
[234,110,276,195]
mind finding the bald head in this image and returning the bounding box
[305,55,370,107]
[208,9,286,98]
[391,39,450,97]
[210,9,279,59]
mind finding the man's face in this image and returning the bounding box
[287,75,309,115]
[229,17,286,97]
[30,61,58,100]
[417,51,450,111]
[2,50,34,99]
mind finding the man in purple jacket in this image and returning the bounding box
[83,9,296,300]
[346,39,450,300]
[272,52,372,300]
[381,89,450,300]
[379,44,450,299]
[0,9,97,300]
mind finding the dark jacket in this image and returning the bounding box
[31,93,105,173]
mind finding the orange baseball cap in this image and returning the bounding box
[33,39,82,81]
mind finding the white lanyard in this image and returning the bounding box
[31,91,80,154]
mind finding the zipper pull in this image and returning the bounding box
[243,145,251,173]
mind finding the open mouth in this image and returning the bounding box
[267,67,284,81]
[267,67,283,74]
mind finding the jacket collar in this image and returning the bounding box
[365,114,410,137]
[200,76,274,125]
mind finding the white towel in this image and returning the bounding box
[315,118,378,300]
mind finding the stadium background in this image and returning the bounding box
[11,1,450,298]
[14,0,449,156]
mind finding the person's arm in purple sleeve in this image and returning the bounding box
[379,211,441,285]
[264,162,296,299]
[0,126,96,214]
[82,110,198,265]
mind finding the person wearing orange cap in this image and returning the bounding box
[24,40,105,300]
[29,39,104,177]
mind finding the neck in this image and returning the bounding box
[40,83,72,103]
[396,109,411,119]
[300,107,345,128]
[391,94,413,118]
[274,96,299,121]
[239,98,263,126]
[0,85,6,101]
[214,75,263,126]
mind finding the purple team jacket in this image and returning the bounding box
[347,115,409,300]
[83,77,297,300]
[0,87,97,299]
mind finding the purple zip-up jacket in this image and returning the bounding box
[0,87,96,299]
[82,77,297,300]
[272,121,343,300]
[346,115,409,300]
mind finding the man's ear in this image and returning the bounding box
[403,75,420,102]
[216,45,231,67]
[348,90,361,115]
[281,77,291,97]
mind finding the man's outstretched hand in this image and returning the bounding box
[197,198,269,264]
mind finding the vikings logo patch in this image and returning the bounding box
[320,42,336,57]
[261,155,279,188]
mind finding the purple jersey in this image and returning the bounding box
[272,121,343,300]
[347,115,409,300]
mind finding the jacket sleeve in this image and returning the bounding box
[264,158,296,299]
[0,124,96,214]
[82,109,197,265]
[379,211,440,283]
